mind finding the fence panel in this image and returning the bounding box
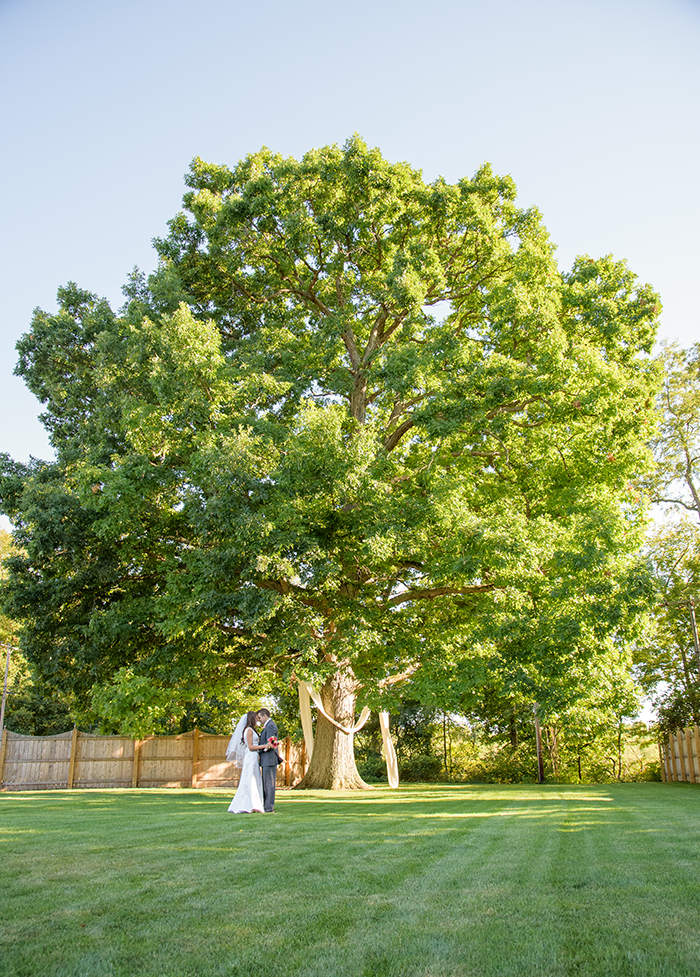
[74,733,135,789]
[194,734,304,788]
[136,731,195,788]
[0,728,309,791]
[663,726,700,783]
[286,739,307,787]
[1,731,73,789]
[196,734,240,788]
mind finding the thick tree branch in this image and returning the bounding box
[341,325,362,371]
[683,448,700,517]
[653,496,700,514]
[386,584,494,607]
[384,418,415,452]
[377,664,420,687]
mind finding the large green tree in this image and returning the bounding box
[1,138,659,787]
[636,343,700,732]
[638,518,700,732]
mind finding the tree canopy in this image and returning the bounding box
[0,137,660,786]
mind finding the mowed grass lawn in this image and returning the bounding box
[1,784,700,977]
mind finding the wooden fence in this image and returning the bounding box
[660,724,700,783]
[0,728,308,791]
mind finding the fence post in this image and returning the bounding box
[670,732,677,781]
[685,728,696,783]
[658,739,666,781]
[674,733,680,780]
[67,726,79,789]
[0,728,7,788]
[661,736,673,782]
[132,739,141,788]
[533,705,545,783]
[676,731,687,782]
[191,728,199,788]
[285,735,291,787]
[672,734,679,781]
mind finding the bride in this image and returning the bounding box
[226,711,268,814]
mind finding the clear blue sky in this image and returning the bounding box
[1,0,699,469]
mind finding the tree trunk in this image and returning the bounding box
[509,714,518,748]
[545,724,560,777]
[296,668,369,790]
[442,713,448,777]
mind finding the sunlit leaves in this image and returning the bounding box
[1,136,662,730]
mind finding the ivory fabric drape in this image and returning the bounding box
[297,681,371,736]
[298,682,315,759]
[296,680,399,787]
[379,711,399,788]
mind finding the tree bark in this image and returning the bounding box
[296,668,370,790]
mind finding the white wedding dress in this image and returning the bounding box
[228,730,264,814]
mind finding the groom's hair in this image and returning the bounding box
[257,708,271,718]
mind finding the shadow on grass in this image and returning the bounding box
[4,782,693,835]
[2,783,700,976]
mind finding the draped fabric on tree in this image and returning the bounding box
[298,682,315,760]
[297,681,398,788]
[298,679,399,787]
[297,681,371,738]
[378,712,399,789]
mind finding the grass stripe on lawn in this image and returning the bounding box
[1,784,699,976]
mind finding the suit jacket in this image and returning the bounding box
[258,719,281,767]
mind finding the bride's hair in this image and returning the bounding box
[241,710,258,742]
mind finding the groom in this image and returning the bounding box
[256,708,280,813]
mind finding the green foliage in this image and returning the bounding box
[637,518,700,733]
[1,685,73,736]
[89,667,186,737]
[632,343,700,733]
[355,701,445,782]
[86,665,282,737]
[466,742,538,784]
[354,690,658,784]
[1,528,73,735]
[1,137,661,735]
[649,343,700,519]
[0,527,18,649]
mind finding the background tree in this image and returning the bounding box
[650,343,700,520]
[1,138,660,787]
[0,527,17,651]
[637,518,700,733]
[0,527,73,734]
[634,342,700,734]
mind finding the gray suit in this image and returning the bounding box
[258,719,280,812]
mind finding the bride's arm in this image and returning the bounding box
[245,727,268,751]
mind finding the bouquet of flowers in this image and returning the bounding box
[267,735,283,764]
